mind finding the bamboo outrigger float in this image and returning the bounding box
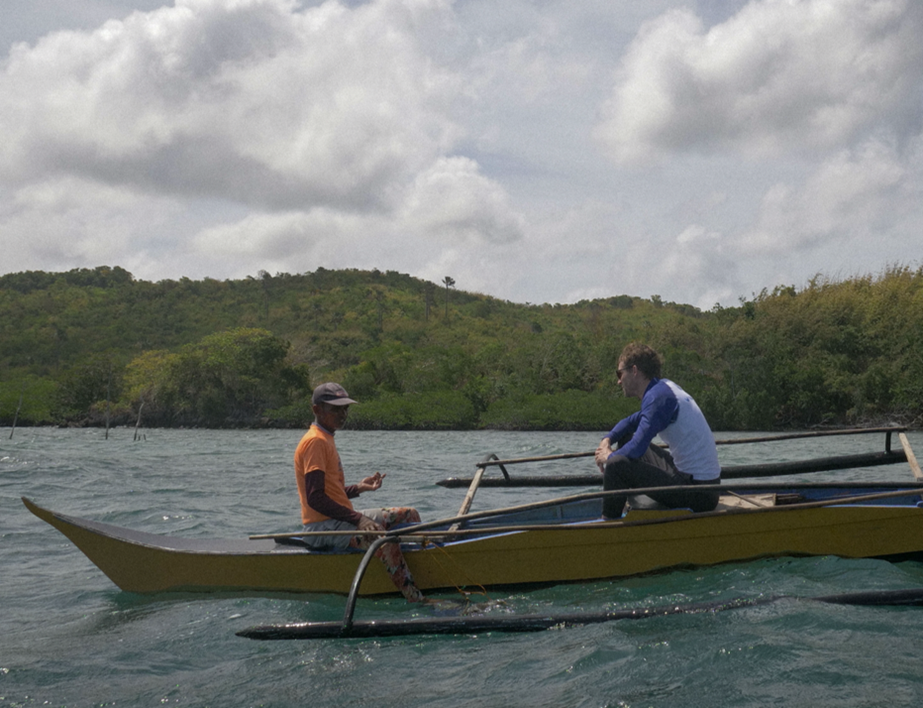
[436,427,914,487]
[22,427,923,638]
[238,586,923,640]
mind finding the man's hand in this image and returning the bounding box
[356,514,384,532]
[595,438,613,470]
[356,472,386,493]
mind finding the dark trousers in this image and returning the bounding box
[602,444,720,519]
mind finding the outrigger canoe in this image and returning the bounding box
[22,428,923,599]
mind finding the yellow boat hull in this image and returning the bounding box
[23,495,923,596]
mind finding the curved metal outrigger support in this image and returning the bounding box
[342,451,508,633]
[341,452,515,634]
[483,453,511,481]
[341,535,397,635]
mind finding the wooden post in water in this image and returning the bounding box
[133,401,145,442]
[9,382,24,440]
[104,363,112,440]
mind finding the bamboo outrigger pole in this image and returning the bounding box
[899,432,923,481]
[438,427,911,488]
[474,427,908,469]
[253,484,923,542]
[237,585,923,640]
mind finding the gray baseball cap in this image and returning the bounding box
[311,383,357,406]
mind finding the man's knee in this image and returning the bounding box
[602,456,632,488]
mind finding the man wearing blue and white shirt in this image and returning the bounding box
[595,343,721,519]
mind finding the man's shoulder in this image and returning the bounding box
[645,377,677,399]
[662,378,701,402]
[297,425,336,450]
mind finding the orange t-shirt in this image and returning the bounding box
[294,425,355,525]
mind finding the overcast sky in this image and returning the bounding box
[2,0,922,309]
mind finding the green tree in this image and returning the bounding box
[132,329,309,427]
[54,354,121,422]
[442,276,455,318]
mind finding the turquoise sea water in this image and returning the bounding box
[4,427,923,707]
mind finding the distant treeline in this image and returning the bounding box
[1,264,922,431]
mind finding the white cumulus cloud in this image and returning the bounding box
[0,0,466,210]
[596,0,923,163]
[3,0,923,310]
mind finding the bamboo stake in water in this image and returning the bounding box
[9,381,24,440]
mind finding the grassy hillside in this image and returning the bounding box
[2,264,922,430]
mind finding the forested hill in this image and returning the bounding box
[2,265,922,431]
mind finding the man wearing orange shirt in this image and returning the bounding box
[294,382,425,602]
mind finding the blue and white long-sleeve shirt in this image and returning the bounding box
[606,378,720,481]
